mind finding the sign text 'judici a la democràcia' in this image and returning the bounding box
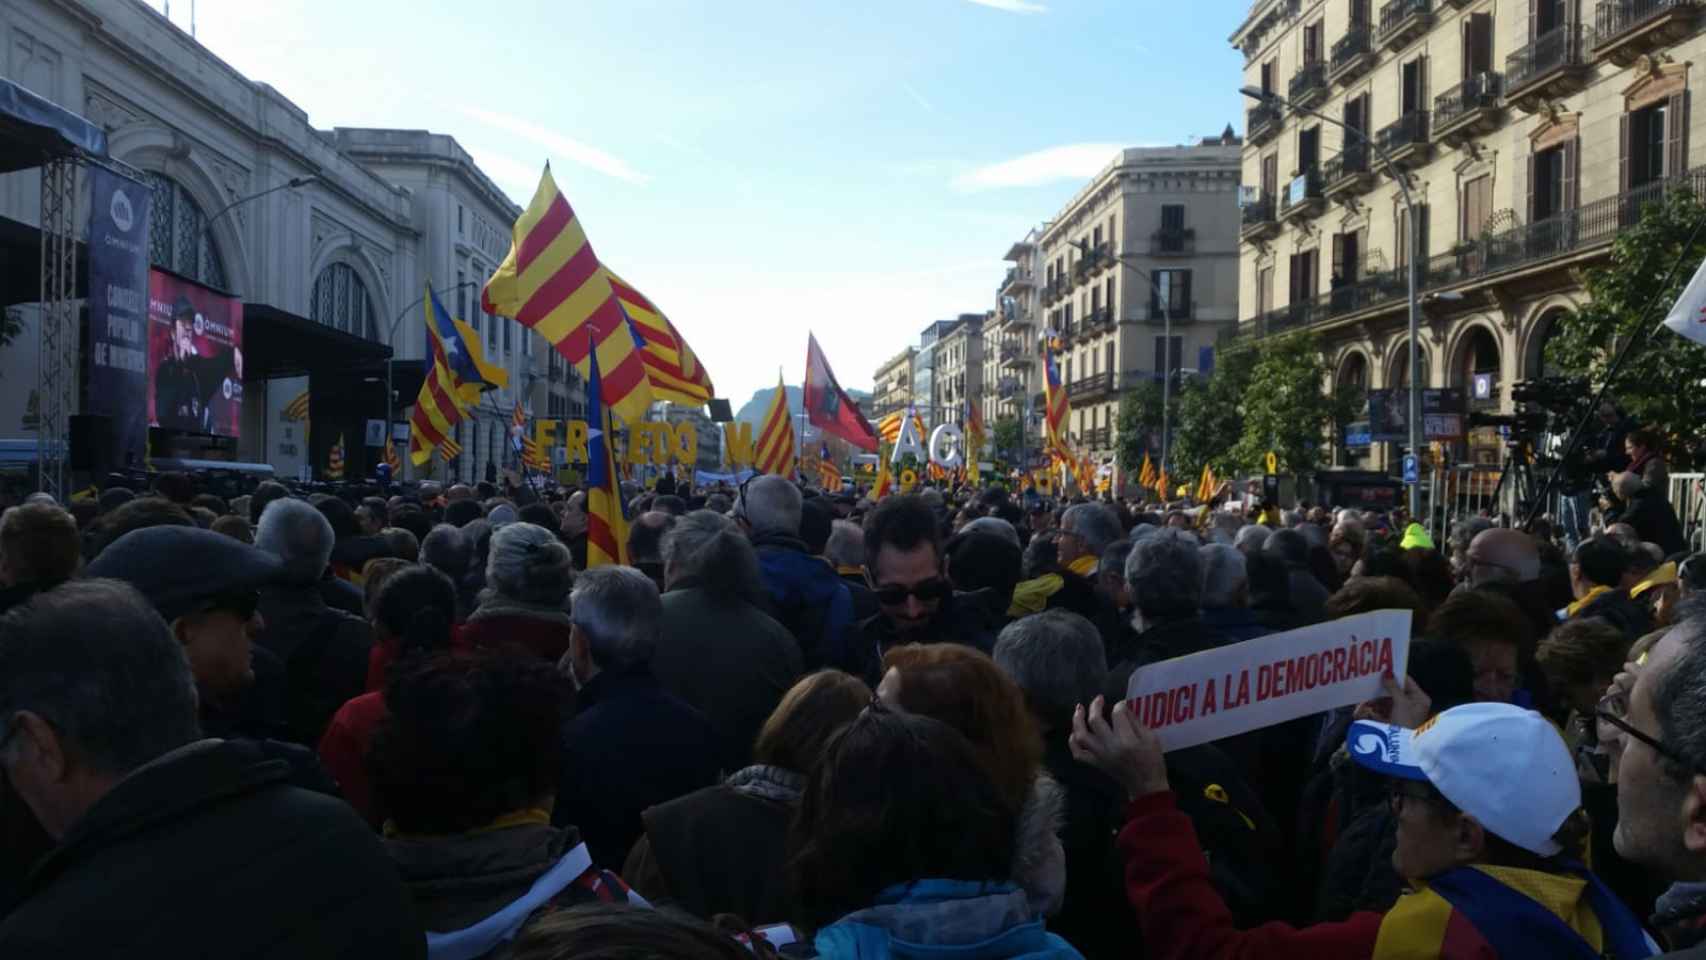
[1126,609,1412,752]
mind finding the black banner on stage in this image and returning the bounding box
[87,167,153,469]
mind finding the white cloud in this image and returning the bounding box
[456,106,651,185]
[950,143,1124,191]
[964,0,1049,12]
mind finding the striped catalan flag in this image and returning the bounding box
[606,270,715,407]
[873,444,894,499]
[382,442,402,475]
[877,408,927,446]
[584,349,629,568]
[326,433,345,481]
[439,434,462,463]
[481,164,654,427]
[409,285,508,466]
[754,376,796,478]
[1042,336,1073,463]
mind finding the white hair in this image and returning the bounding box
[254,497,334,583]
[738,475,802,537]
[1199,544,1248,610]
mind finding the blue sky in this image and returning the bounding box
[147,0,1244,404]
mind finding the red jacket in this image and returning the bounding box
[459,612,573,663]
[1121,791,1382,960]
[317,691,390,827]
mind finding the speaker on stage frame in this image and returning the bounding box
[69,414,112,472]
[707,399,733,423]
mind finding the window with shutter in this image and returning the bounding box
[1667,91,1689,178]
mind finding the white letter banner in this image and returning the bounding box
[1125,609,1411,752]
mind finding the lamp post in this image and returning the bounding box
[384,280,480,455]
[200,175,319,253]
[1239,86,1422,516]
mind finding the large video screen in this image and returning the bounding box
[147,270,243,438]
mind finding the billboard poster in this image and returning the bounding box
[266,374,309,481]
[87,168,153,468]
[148,270,243,438]
[1367,388,1466,444]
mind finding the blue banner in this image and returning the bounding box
[87,167,153,469]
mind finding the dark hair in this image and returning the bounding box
[800,499,834,556]
[1405,637,1476,714]
[753,670,872,773]
[880,644,1043,812]
[1537,617,1632,691]
[190,493,229,515]
[1022,529,1061,580]
[861,495,942,578]
[1325,576,1427,635]
[0,503,80,586]
[0,579,199,775]
[370,653,566,834]
[788,708,1016,933]
[1628,428,1659,451]
[94,497,194,555]
[511,904,751,960]
[1573,537,1629,589]
[391,505,433,543]
[652,495,687,517]
[360,497,390,525]
[153,471,195,504]
[249,481,290,525]
[1427,588,1534,657]
[518,503,558,531]
[97,486,135,514]
[476,481,497,500]
[374,565,458,659]
[313,495,359,541]
[445,499,483,528]
[1401,548,1455,610]
[945,531,1022,603]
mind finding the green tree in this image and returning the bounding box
[1228,331,1355,475]
[1115,378,1166,476]
[991,415,1023,463]
[1544,189,1706,445]
[1170,343,1258,480]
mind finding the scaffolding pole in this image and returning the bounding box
[37,156,79,501]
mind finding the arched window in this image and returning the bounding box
[143,171,227,290]
[311,262,377,340]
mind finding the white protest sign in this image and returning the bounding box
[1126,609,1411,751]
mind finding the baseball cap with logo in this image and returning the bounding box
[1347,701,1579,856]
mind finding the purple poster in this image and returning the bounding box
[87,167,153,469]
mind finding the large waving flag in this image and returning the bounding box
[1662,253,1706,346]
[481,164,653,426]
[1138,453,1156,489]
[804,334,878,452]
[409,285,508,466]
[1042,336,1073,462]
[878,408,927,446]
[584,350,630,568]
[607,270,715,406]
[755,375,797,477]
[964,398,985,487]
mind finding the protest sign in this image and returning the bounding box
[1125,609,1411,752]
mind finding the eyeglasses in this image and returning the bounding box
[1596,701,1700,774]
[197,589,260,621]
[873,578,952,606]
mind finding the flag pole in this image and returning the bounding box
[791,364,806,485]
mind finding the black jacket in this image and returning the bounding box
[0,740,423,957]
[845,590,998,686]
[1574,587,1654,643]
[554,665,721,868]
[257,582,373,746]
[1619,488,1688,557]
[1106,614,1232,701]
[652,587,804,774]
[624,772,799,923]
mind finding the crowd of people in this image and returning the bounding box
[0,465,1704,958]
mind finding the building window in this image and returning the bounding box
[310,263,377,340]
[1531,145,1569,221]
[489,302,500,348]
[1462,175,1492,240]
[1151,270,1192,320]
[142,171,228,290]
[457,271,467,322]
[458,204,465,235]
[503,316,512,352]
[1153,335,1183,376]
[1629,101,1668,189]
[1396,205,1430,270]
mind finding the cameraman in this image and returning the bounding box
[1622,427,1669,502]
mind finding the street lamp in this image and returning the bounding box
[1067,238,1178,471]
[384,280,480,453]
[1240,85,1422,516]
[201,175,319,245]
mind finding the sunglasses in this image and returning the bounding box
[873,578,952,606]
[198,589,260,621]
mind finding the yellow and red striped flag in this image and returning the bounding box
[584,349,629,568]
[481,164,653,426]
[409,285,508,466]
[1138,453,1156,489]
[438,434,462,464]
[874,444,895,499]
[1196,464,1217,503]
[818,458,841,491]
[754,375,796,478]
[607,270,715,407]
[326,433,346,481]
[382,442,402,475]
[877,408,927,446]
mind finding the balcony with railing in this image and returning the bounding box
[1240,192,1278,242]
[1001,267,1034,295]
[1143,300,1197,324]
[1000,342,1026,366]
[1248,101,1282,145]
[1433,72,1503,145]
[1330,25,1375,85]
[1150,227,1196,257]
[1375,110,1431,166]
[1068,372,1118,402]
[1506,24,1593,111]
[1377,0,1433,50]
[1229,163,1706,341]
[1289,61,1328,109]
[1083,306,1116,334]
[1086,426,1112,449]
[1324,143,1375,198]
[1280,166,1326,221]
[1593,0,1699,65]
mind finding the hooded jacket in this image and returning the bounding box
[802,881,1085,959]
[0,739,423,958]
[460,595,574,663]
[753,532,857,672]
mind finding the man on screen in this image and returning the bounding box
[154,296,236,434]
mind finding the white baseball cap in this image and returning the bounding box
[1347,702,1580,856]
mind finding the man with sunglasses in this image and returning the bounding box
[847,494,996,685]
[1604,610,1706,956]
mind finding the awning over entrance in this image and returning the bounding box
[242,302,392,380]
[0,77,107,173]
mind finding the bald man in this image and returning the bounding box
[1465,528,1540,588]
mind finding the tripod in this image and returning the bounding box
[1488,440,1536,524]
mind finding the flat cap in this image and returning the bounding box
[87,526,282,622]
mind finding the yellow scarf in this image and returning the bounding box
[1566,585,1613,619]
[1009,573,1064,616]
[1067,554,1098,577]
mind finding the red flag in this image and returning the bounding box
[804,334,878,452]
